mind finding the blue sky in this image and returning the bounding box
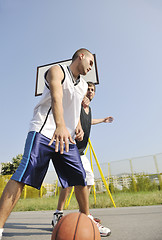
[1,0,162,172]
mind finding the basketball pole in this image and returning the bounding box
[55,179,58,197]
[89,145,96,205]
[88,139,116,208]
[65,187,74,209]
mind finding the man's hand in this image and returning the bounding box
[75,122,84,142]
[82,96,90,108]
[103,116,114,123]
[49,126,75,154]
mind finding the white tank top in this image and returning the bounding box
[29,64,88,140]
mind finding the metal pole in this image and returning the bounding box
[129,159,137,192]
[88,139,116,208]
[153,155,162,190]
[89,146,96,205]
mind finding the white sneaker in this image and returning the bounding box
[88,215,111,237]
[0,228,4,240]
[51,212,63,228]
[96,222,111,237]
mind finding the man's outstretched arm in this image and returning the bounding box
[92,116,114,125]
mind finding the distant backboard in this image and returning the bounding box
[35,54,99,96]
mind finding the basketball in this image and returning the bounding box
[51,212,101,240]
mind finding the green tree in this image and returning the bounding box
[136,174,158,192]
[1,154,22,175]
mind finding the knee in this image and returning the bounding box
[8,179,25,191]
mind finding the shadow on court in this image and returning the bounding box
[3,205,162,240]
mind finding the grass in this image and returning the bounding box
[13,190,162,212]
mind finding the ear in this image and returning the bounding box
[79,53,85,60]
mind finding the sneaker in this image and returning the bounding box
[88,215,111,237]
[0,228,3,240]
[96,222,111,237]
[51,212,63,228]
[90,214,101,223]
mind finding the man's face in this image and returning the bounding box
[86,85,95,101]
[79,53,94,76]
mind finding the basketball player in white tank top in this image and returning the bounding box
[0,49,94,239]
[29,64,88,141]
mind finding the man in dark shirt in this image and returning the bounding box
[52,82,113,237]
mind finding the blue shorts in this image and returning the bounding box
[11,131,87,189]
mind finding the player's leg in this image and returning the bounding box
[80,155,111,236]
[80,155,94,198]
[74,185,89,215]
[57,186,72,211]
[52,186,72,227]
[0,132,37,231]
[0,131,53,239]
[52,145,111,237]
[52,144,89,215]
[80,155,94,192]
[0,179,24,228]
[75,184,111,236]
[87,185,92,194]
[80,155,101,221]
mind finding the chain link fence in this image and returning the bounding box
[92,153,162,192]
[0,153,162,198]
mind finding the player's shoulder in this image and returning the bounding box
[46,64,64,81]
[49,64,62,73]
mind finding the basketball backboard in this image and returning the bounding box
[35,54,99,96]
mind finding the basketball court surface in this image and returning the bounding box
[2,205,162,240]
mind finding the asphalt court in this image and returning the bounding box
[2,205,162,240]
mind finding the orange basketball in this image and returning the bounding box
[51,212,101,240]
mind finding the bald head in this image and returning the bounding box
[72,48,93,62]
